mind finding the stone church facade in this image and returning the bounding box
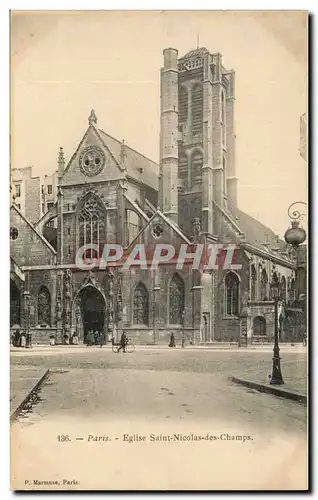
[10,46,299,346]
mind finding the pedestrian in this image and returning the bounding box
[117,331,128,353]
[20,331,26,348]
[94,330,99,345]
[99,331,105,348]
[13,329,20,347]
[168,333,176,348]
[49,335,56,346]
[86,330,92,347]
[72,332,79,345]
[302,331,307,347]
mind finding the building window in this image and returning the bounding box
[269,272,279,300]
[15,184,21,197]
[78,194,106,258]
[221,91,226,148]
[253,316,266,336]
[260,269,268,301]
[37,286,51,326]
[10,227,19,240]
[191,150,203,188]
[47,185,53,195]
[47,202,54,211]
[169,273,185,325]
[223,156,227,196]
[289,278,295,303]
[225,272,239,316]
[16,204,21,210]
[250,265,257,300]
[133,282,149,325]
[280,276,287,302]
[67,227,71,235]
[191,83,203,137]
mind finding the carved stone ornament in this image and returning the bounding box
[79,145,105,177]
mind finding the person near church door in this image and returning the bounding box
[99,331,105,348]
[168,333,176,347]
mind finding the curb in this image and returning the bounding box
[229,376,307,406]
[10,369,50,424]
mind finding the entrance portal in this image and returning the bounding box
[79,286,105,343]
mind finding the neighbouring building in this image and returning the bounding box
[10,46,303,345]
[11,166,41,224]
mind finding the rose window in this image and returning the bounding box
[80,146,105,176]
[152,223,164,238]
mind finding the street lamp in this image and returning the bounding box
[269,279,284,385]
[23,290,32,348]
[284,201,307,249]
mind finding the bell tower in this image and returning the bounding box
[164,47,237,238]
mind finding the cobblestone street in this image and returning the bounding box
[11,347,307,490]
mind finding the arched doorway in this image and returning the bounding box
[78,286,106,344]
[10,280,21,327]
[253,316,266,336]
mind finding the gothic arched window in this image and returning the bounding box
[169,273,185,324]
[260,269,268,301]
[191,150,203,188]
[225,272,239,316]
[179,85,188,124]
[269,272,279,300]
[179,153,188,191]
[133,283,149,325]
[221,90,226,147]
[126,210,140,245]
[251,265,257,301]
[191,83,203,136]
[38,286,51,326]
[253,316,266,336]
[10,280,21,326]
[78,194,106,258]
[289,278,295,302]
[280,276,287,303]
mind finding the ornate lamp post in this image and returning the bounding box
[284,201,307,341]
[269,279,284,385]
[23,290,31,348]
[284,202,307,249]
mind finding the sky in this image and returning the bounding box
[11,10,308,238]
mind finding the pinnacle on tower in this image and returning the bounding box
[58,146,65,177]
[88,109,97,126]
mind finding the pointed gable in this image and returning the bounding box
[10,205,56,267]
[61,124,124,186]
[127,209,191,251]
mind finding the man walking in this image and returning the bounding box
[117,331,128,353]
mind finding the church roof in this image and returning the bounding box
[98,129,159,191]
[180,47,209,59]
[231,206,288,255]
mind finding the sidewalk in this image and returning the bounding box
[230,357,307,405]
[10,342,306,353]
[10,366,49,421]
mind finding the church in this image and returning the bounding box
[10,46,298,346]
